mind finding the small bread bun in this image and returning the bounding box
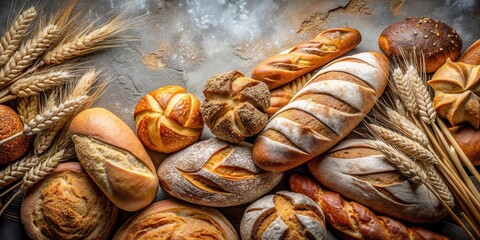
[449,125,480,165]
[21,162,118,240]
[113,199,239,240]
[379,17,462,73]
[0,104,30,165]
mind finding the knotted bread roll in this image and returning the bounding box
[134,85,204,153]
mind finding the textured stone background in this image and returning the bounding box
[0,0,479,239]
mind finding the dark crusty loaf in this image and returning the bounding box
[252,52,390,172]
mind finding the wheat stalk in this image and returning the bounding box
[0,7,37,66]
[16,95,38,123]
[419,162,455,207]
[69,68,98,98]
[8,70,72,98]
[0,155,41,188]
[385,107,430,146]
[392,67,418,114]
[410,65,436,124]
[0,24,59,88]
[21,150,65,189]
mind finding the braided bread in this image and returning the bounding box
[252,27,361,90]
[289,174,449,240]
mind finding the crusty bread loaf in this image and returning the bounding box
[113,199,238,240]
[265,72,312,117]
[252,52,390,172]
[378,17,461,73]
[449,126,480,165]
[457,39,480,65]
[308,138,446,223]
[157,138,283,207]
[134,85,204,153]
[289,174,449,240]
[252,27,361,90]
[69,108,158,211]
[240,191,327,240]
[21,162,118,240]
[0,104,31,164]
[201,71,270,143]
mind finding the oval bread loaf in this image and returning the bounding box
[240,191,327,240]
[253,52,390,172]
[113,199,238,240]
[0,104,31,164]
[69,108,159,211]
[157,138,283,207]
[308,138,447,223]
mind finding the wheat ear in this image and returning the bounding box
[16,95,38,123]
[372,141,427,184]
[21,150,64,189]
[385,107,430,146]
[0,7,37,66]
[419,162,455,207]
[410,64,436,124]
[392,67,418,114]
[0,24,59,88]
[8,70,72,98]
[369,124,437,164]
[0,155,41,188]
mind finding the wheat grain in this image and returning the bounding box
[369,123,437,164]
[0,24,59,88]
[9,71,72,97]
[69,68,98,98]
[385,107,430,146]
[372,140,427,184]
[0,7,37,66]
[410,65,436,124]
[392,67,418,114]
[21,150,64,189]
[17,95,38,123]
[0,155,41,188]
[419,162,455,207]
[394,97,408,117]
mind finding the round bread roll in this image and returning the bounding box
[113,199,238,240]
[69,108,158,211]
[240,191,327,240]
[449,125,480,165]
[201,70,270,143]
[308,138,447,224]
[157,138,283,207]
[0,104,30,164]
[21,162,118,240]
[378,17,462,73]
[134,85,204,153]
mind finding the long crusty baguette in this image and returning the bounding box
[251,27,361,90]
[252,52,390,172]
[457,39,480,65]
[289,174,449,240]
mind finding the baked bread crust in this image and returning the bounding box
[0,104,31,164]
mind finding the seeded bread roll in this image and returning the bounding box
[21,162,118,240]
[69,108,158,211]
[378,17,462,73]
[113,199,238,240]
[240,191,327,240]
[157,138,283,207]
[0,104,31,164]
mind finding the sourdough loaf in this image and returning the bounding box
[0,104,31,164]
[252,52,390,172]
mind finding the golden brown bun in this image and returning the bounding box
[113,199,239,240]
[252,27,362,90]
[69,108,158,211]
[378,17,461,73]
[201,71,270,143]
[457,39,480,65]
[240,191,327,240]
[157,138,283,207]
[253,52,389,172]
[428,59,480,129]
[449,125,480,165]
[0,104,30,164]
[308,138,447,223]
[21,162,118,240]
[134,85,204,153]
[289,174,449,240]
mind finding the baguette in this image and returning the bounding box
[289,174,449,240]
[457,39,480,65]
[251,27,361,90]
[252,52,390,172]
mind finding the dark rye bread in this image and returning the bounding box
[252,52,390,172]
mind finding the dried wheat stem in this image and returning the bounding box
[418,162,455,207]
[0,7,37,66]
[16,96,38,123]
[34,120,66,154]
[385,107,430,146]
[410,65,436,124]
[0,24,59,88]
[372,141,427,184]
[9,70,72,98]
[392,67,418,114]
[369,123,436,164]
[0,155,41,188]
[394,97,407,117]
[69,68,98,98]
[21,150,65,189]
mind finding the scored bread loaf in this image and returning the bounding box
[69,108,158,211]
[308,138,446,223]
[252,52,390,172]
[240,191,327,240]
[252,27,361,90]
[457,39,480,65]
[289,174,449,240]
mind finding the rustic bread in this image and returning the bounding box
[266,72,312,117]
[240,191,327,240]
[457,39,480,65]
[308,138,447,223]
[134,85,204,153]
[157,138,283,207]
[252,27,361,90]
[69,108,158,211]
[21,162,118,240]
[449,125,480,165]
[113,199,238,240]
[289,174,449,240]
[378,17,461,73]
[252,52,390,172]
[0,104,30,164]
[201,71,270,143]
